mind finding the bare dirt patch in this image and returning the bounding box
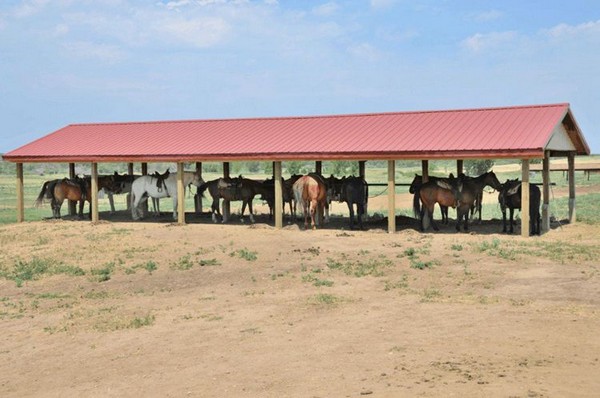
[1,217,599,397]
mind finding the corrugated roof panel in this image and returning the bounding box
[3,103,590,162]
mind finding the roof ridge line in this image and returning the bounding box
[67,103,570,127]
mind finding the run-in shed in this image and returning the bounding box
[3,103,591,236]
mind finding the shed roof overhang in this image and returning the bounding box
[3,103,590,163]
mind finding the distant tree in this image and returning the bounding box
[285,161,303,175]
[465,159,495,175]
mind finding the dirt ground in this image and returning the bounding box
[1,202,599,397]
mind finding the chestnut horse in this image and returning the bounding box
[416,171,502,232]
[292,173,328,230]
[35,175,118,219]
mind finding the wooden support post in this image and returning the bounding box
[457,159,463,177]
[274,161,283,229]
[141,163,148,213]
[126,163,135,210]
[568,153,576,223]
[68,163,76,216]
[91,163,99,222]
[542,153,550,232]
[223,162,230,220]
[16,163,24,223]
[359,161,366,179]
[127,163,134,175]
[177,163,185,224]
[421,160,429,182]
[387,160,396,233]
[315,161,322,175]
[194,162,203,214]
[521,160,530,237]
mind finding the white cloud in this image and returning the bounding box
[312,2,338,17]
[370,0,395,10]
[53,23,69,37]
[157,16,231,47]
[347,42,381,61]
[543,19,600,38]
[11,0,50,18]
[471,9,503,22]
[461,31,517,52]
[62,41,126,63]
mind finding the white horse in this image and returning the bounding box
[130,171,204,221]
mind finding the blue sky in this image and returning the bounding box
[1,0,599,154]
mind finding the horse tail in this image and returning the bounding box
[197,181,210,198]
[35,180,57,207]
[412,187,421,219]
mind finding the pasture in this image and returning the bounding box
[1,158,599,397]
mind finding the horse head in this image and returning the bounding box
[485,171,503,191]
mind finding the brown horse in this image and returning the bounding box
[198,176,271,223]
[416,171,502,232]
[292,173,328,230]
[35,175,118,219]
[410,174,453,224]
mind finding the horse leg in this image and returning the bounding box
[455,208,462,232]
[211,198,219,223]
[310,199,318,230]
[347,202,355,230]
[108,192,115,214]
[172,196,178,221]
[247,200,255,224]
[51,199,60,219]
[302,201,309,230]
[78,199,84,219]
[501,208,508,233]
[87,199,92,220]
[221,200,229,223]
[509,209,515,234]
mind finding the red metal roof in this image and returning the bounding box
[3,103,590,163]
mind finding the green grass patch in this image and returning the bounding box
[230,248,258,262]
[89,262,115,282]
[0,257,86,287]
[326,254,393,277]
[473,238,518,261]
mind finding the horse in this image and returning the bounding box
[327,176,369,230]
[458,171,502,223]
[284,174,303,222]
[292,173,328,230]
[130,171,203,221]
[110,172,162,215]
[417,171,502,232]
[198,176,271,223]
[498,178,541,235]
[35,175,118,219]
[410,174,452,224]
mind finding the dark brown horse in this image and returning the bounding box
[198,176,271,223]
[410,174,453,224]
[498,178,541,235]
[292,173,328,230]
[35,175,118,219]
[416,171,502,232]
[260,174,302,222]
[327,175,369,230]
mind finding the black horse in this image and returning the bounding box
[328,176,369,230]
[498,178,541,235]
